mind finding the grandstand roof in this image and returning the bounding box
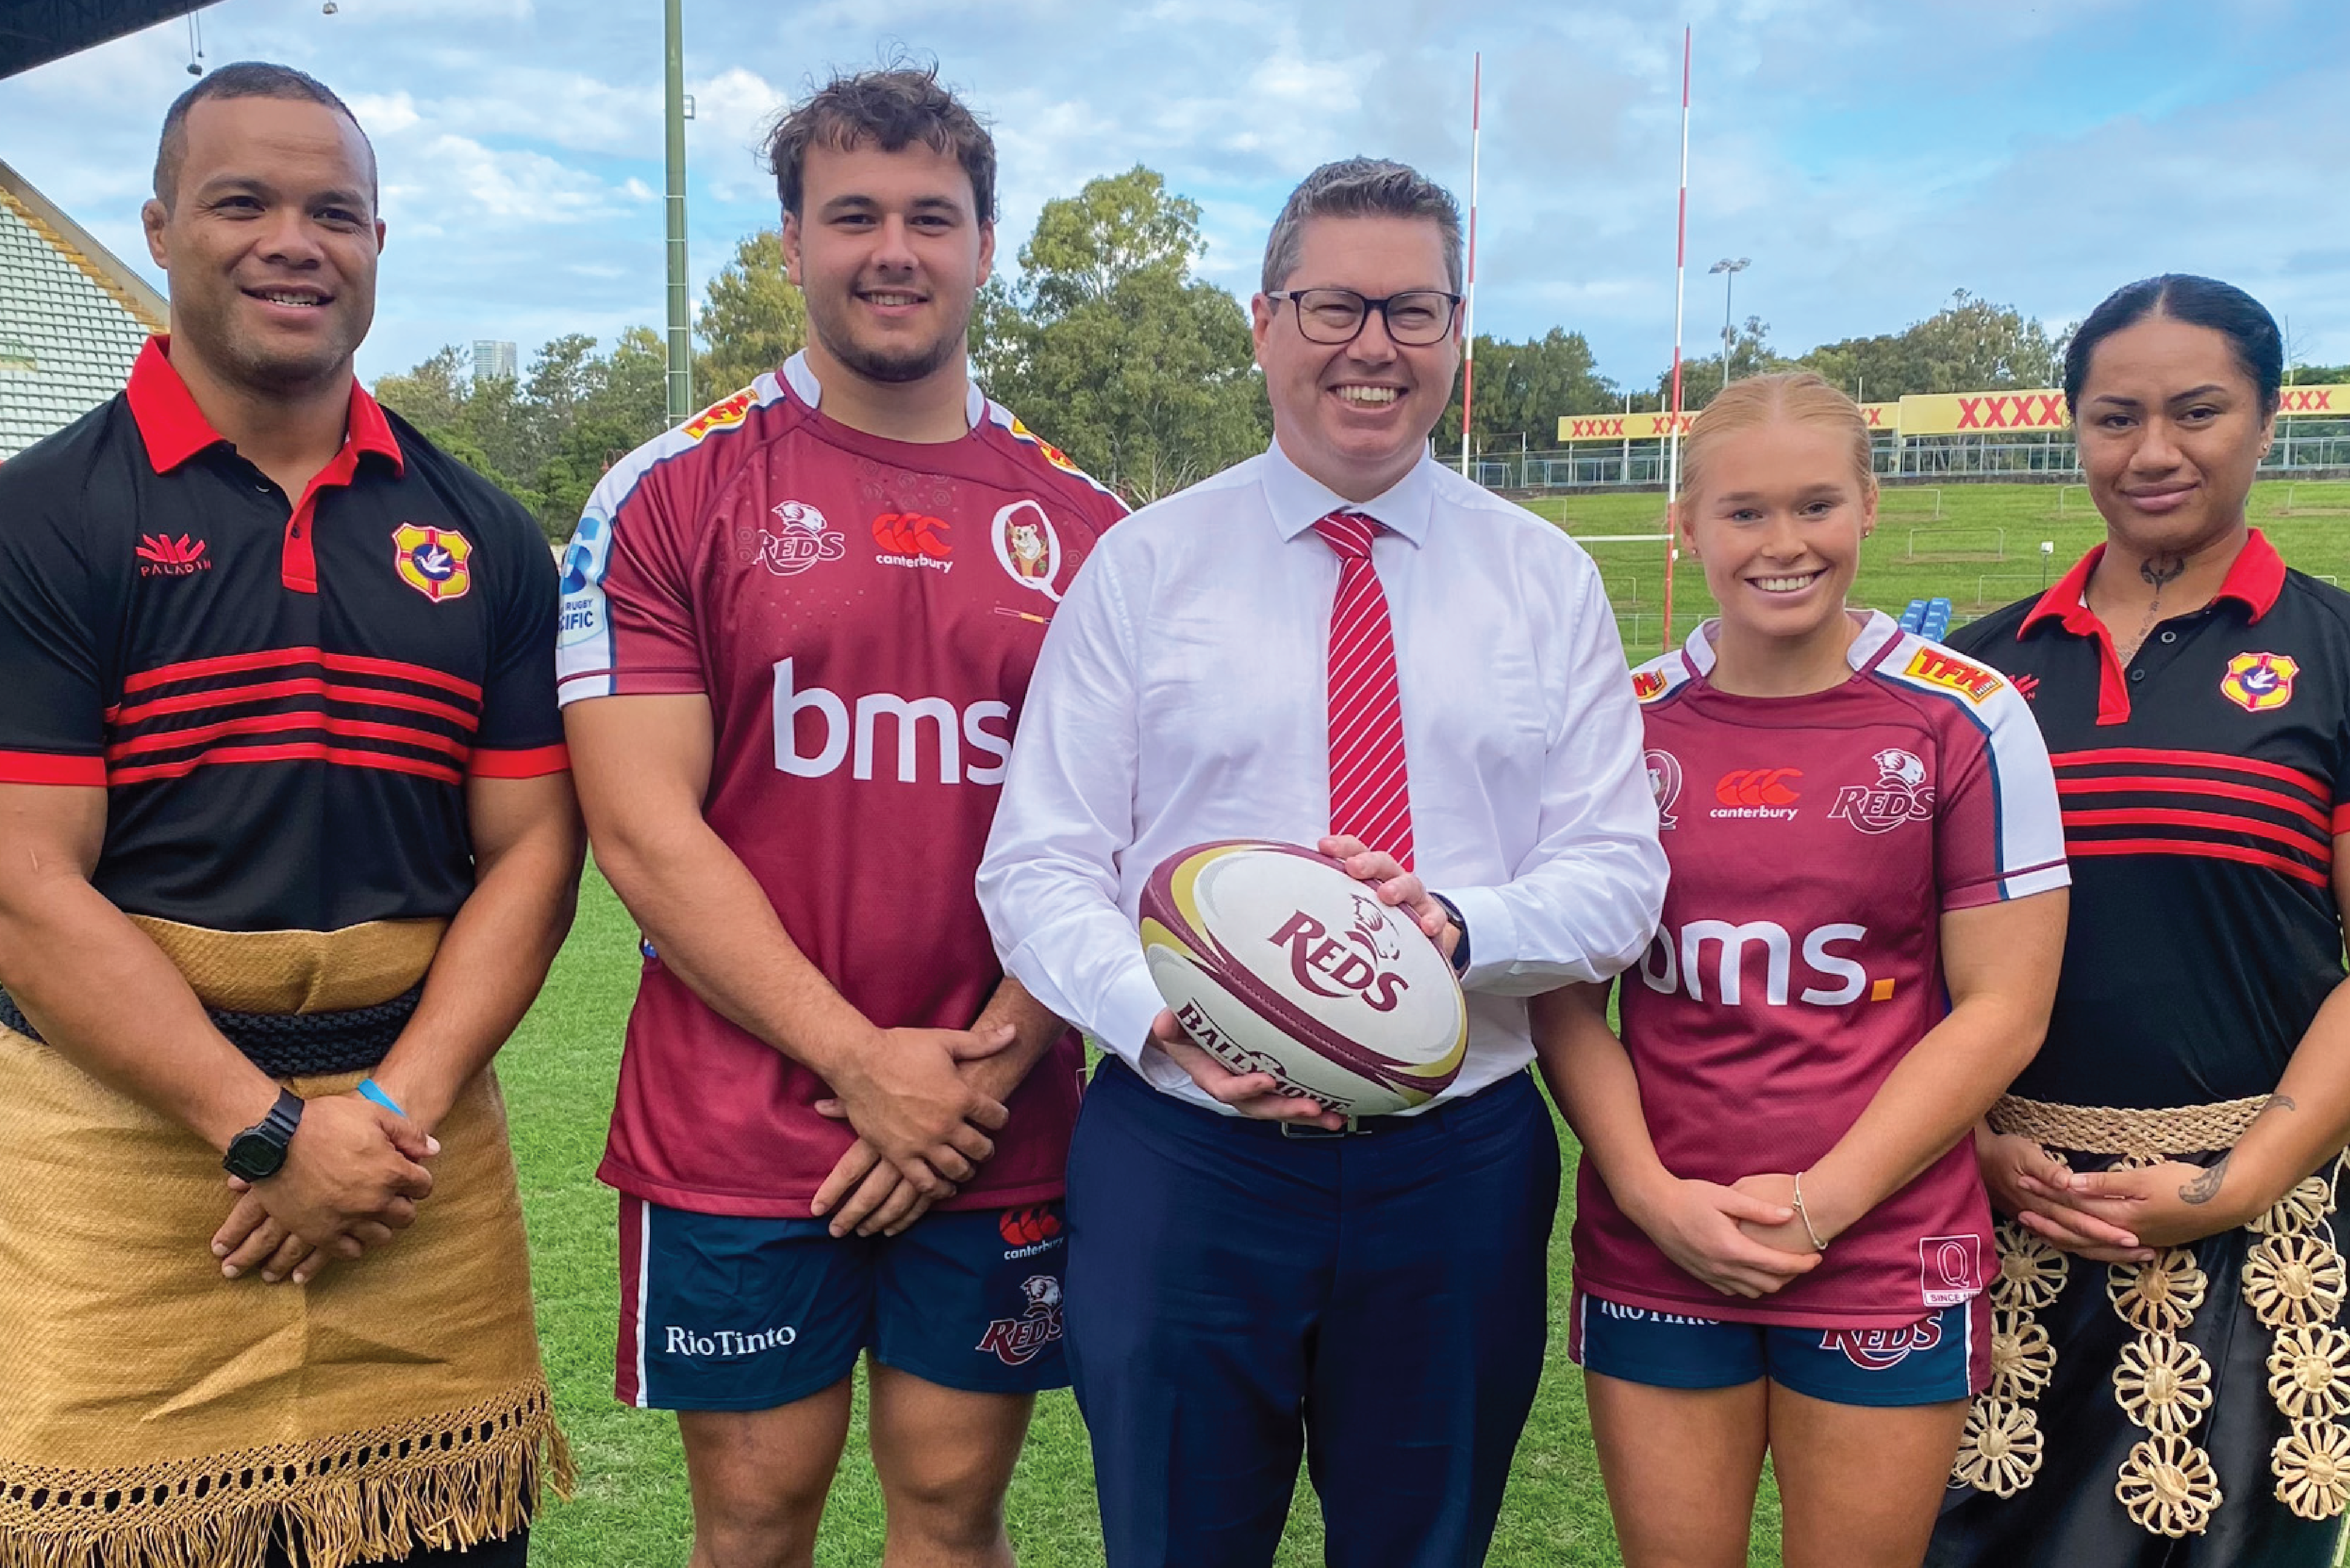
[0,157,165,460]
[1,2,212,81]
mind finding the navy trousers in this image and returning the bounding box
[1065,1058,1560,1568]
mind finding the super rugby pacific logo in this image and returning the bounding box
[977,1275,1064,1367]
[1267,895,1411,1013]
[1828,748,1934,835]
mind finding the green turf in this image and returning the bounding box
[501,482,2344,1564]
[1524,477,2350,659]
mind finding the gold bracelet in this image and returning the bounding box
[1791,1170,1828,1252]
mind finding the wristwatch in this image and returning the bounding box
[222,1088,306,1182]
[1428,891,1472,977]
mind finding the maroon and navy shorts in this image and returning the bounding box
[1568,1287,1993,1408]
[614,1195,1070,1410]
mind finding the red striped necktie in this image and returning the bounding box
[1311,510,1414,870]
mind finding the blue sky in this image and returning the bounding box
[4,0,2345,395]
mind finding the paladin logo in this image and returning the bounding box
[1828,749,1934,835]
[999,1206,1065,1260]
[977,1275,1064,1366]
[756,501,847,577]
[1267,896,1411,1012]
[136,533,211,577]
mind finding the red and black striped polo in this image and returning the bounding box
[0,338,566,932]
[1949,530,2349,1108]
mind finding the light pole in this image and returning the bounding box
[1709,257,1750,389]
[663,0,692,426]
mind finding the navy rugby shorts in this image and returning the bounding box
[1569,1287,1991,1407]
[615,1196,1070,1409]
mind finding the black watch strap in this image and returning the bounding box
[1428,891,1471,976]
[223,1088,305,1182]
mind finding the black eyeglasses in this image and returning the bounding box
[1266,288,1463,347]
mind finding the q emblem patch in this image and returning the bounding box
[2220,651,2298,713]
[394,524,474,602]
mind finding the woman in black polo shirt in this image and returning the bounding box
[1929,275,2350,1565]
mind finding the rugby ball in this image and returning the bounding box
[1138,840,1468,1116]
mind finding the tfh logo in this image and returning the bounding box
[136,533,211,577]
[1267,897,1411,1012]
[977,1275,1064,1366]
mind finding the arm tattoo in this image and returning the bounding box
[2180,1152,2231,1206]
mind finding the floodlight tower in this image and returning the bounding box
[662,0,692,425]
[1709,256,1749,387]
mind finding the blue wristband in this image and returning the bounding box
[355,1077,407,1118]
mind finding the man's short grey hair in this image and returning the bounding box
[1260,158,1464,295]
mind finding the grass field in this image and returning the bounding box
[499,482,2350,1566]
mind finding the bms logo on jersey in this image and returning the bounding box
[771,659,1014,785]
[1638,919,1881,1007]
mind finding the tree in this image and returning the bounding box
[1798,291,2062,400]
[1647,316,1781,413]
[982,167,1268,501]
[696,230,808,394]
[1017,166,1201,318]
[1445,327,1618,455]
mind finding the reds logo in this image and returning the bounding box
[1267,902,1412,1012]
[976,1275,1064,1366]
[1821,1314,1944,1370]
[755,501,847,577]
[1829,748,1934,834]
[1645,749,1683,831]
[2220,651,2299,713]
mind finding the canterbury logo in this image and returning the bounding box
[136,533,211,576]
[998,1207,1062,1247]
[1715,768,1801,808]
[873,512,952,561]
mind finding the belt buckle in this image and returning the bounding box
[1281,1115,1362,1138]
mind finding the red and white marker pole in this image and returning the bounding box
[1660,25,1691,651]
[1458,51,1480,479]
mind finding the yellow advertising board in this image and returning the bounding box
[1556,384,2350,445]
[1896,389,2067,437]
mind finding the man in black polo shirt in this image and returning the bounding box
[0,63,576,1568]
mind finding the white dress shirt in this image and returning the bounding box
[976,440,1667,1113]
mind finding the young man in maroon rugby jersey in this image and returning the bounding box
[1539,374,2070,1568]
[558,67,1125,1568]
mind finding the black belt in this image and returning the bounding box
[0,982,423,1078]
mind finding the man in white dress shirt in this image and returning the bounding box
[975,158,1666,1566]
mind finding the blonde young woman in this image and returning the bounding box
[1537,373,2071,1568]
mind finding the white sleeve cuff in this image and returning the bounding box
[1441,883,1521,992]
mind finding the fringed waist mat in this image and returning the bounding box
[0,920,569,1568]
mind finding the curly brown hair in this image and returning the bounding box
[764,65,995,222]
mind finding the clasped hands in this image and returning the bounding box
[1624,1170,1826,1300]
[808,1021,1017,1241]
[212,1089,439,1286]
[1978,1129,2239,1264]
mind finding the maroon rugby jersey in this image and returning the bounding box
[556,354,1127,1216]
[1573,611,2068,1326]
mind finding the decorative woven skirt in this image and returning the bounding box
[1928,1094,2347,1567]
[0,918,569,1568]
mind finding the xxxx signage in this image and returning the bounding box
[1898,389,2067,437]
